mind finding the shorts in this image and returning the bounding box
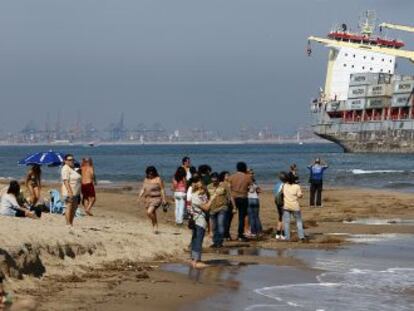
[63,195,81,205]
[276,204,284,222]
[81,183,96,199]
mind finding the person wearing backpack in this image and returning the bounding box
[273,172,288,240]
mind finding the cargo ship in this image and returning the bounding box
[308,11,414,153]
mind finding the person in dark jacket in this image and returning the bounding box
[307,158,328,207]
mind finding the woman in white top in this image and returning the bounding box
[282,172,305,241]
[0,181,36,218]
[61,154,81,226]
[247,170,262,237]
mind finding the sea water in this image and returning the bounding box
[2,143,414,190]
[253,235,414,311]
[171,234,414,311]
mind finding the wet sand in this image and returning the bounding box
[1,182,414,310]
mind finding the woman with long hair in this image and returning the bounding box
[138,166,166,234]
[81,158,96,216]
[172,166,187,225]
[0,181,37,218]
[25,164,41,206]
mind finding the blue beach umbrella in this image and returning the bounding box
[18,151,65,167]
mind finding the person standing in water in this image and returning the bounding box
[81,158,96,216]
[138,166,167,234]
[189,178,215,268]
[61,154,82,226]
[25,164,42,206]
[307,158,328,208]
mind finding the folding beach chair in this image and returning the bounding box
[49,189,64,214]
[49,189,84,217]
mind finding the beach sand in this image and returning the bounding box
[1,183,414,310]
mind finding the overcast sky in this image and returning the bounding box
[0,0,413,134]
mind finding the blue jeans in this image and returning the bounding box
[191,225,206,261]
[248,198,262,235]
[211,209,227,247]
[283,210,305,240]
[224,204,234,239]
[174,192,186,224]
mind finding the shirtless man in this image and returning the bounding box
[81,158,96,216]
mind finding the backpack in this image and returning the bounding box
[274,184,284,207]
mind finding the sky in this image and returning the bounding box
[0,0,413,134]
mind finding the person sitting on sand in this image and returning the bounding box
[282,172,306,241]
[0,181,37,218]
[61,154,82,226]
[273,171,288,240]
[138,166,167,234]
[81,158,96,216]
[207,172,232,248]
[172,166,187,226]
[25,164,42,206]
[189,177,215,268]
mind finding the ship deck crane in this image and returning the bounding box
[379,22,414,34]
[308,36,414,63]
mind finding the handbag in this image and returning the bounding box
[188,215,196,230]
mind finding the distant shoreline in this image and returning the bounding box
[0,139,330,147]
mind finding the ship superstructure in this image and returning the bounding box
[308,11,414,153]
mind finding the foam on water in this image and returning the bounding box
[346,233,400,243]
[344,218,414,225]
[351,169,405,175]
[97,180,113,184]
[255,268,414,311]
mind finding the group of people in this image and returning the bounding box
[0,152,328,270]
[61,154,97,225]
[138,156,328,268]
[0,155,97,226]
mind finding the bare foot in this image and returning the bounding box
[193,261,208,269]
[85,210,94,216]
